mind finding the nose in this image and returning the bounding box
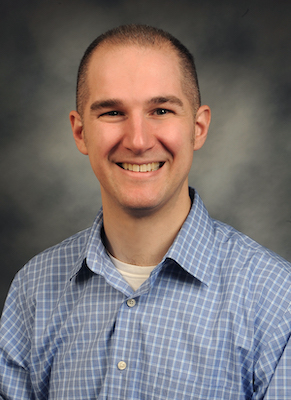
[122,113,155,154]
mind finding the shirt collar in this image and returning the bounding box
[70,209,106,280]
[72,188,214,286]
[165,188,213,286]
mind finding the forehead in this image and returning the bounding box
[86,44,185,102]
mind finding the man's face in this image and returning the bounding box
[70,44,209,216]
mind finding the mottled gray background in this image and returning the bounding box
[1,0,290,313]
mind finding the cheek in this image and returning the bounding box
[84,126,114,158]
[159,124,194,156]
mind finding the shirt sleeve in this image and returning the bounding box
[0,273,34,400]
[263,334,291,399]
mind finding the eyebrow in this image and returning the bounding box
[89,95,184,112]
[146,96,184,108]
[90,99,123,112]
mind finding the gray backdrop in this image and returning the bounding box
[1,0,290,313]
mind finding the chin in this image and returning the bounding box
[119,194,163,216]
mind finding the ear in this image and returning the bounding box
[193,105,211,151]
[69,110,88,155]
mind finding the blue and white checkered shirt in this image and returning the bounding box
[1,188,291,399]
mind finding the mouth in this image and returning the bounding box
[117,162,164,172]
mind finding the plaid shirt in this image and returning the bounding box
[1,188,291,399]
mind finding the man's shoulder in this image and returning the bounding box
[38,226,91,259]
[182,190,291,288]
[188,190,291,272]
[207,219,291,340]
[213,217,290,265]
[210,218,291,294]
[2,225,96,325]
[16,226,92,285]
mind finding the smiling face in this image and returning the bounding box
[70,44,210,217]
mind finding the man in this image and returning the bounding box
[0,24,290,399]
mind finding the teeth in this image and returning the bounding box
[121,162,161,172]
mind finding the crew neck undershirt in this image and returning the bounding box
[108,253,156,291]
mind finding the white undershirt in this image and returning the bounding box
[108,253,156,291]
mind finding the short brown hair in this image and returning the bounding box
[76,24,201,116]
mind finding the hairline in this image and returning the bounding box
[76,26,201,118]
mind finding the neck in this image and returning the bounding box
[102,187,191,266]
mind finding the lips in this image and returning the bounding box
[117,162,164,172]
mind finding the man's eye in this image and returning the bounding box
[154,108,171,115]
[100,110,122,117]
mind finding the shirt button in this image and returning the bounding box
[117,361,127,370]
[126,298,136,307]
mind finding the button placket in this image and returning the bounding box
[112,297,139,375]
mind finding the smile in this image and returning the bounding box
[118,162,164,172]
